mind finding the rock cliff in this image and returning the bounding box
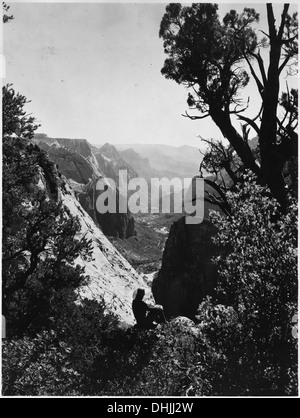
[34,135,136,239]
[152,175,227,319]
[96,143,138,183]
[42,144,99,184]
[78,179,135,239]
[60,181,152,325]
[152,216,220,320]
[32,145,152,326]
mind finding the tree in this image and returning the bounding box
[160,3,298,209]
[2,84,93,336]
[2,84,39,140]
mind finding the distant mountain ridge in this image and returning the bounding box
[116,143,203,180]
[118,148,160,181]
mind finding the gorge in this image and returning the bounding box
[33,134,221,323]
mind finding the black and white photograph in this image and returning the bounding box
[1,1,298,399]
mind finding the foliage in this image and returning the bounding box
[2,84,39,139]
[2,137,93,336]
[3,290,297,396]
[2,295,120,396]
[2,84,93,336]
[2,294,158,396]
[204,173,298,395]
[160,4,258,112]
[2,330,81,396]
[115,322,219,396]
[160,3,298,208]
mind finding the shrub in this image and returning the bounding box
[2,330,81,396]
[203,173,298,395]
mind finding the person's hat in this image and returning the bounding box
[133,288,145,300]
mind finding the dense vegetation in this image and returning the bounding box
[2,143,297,395]
[2,3,297,396]
[2,85,93,337]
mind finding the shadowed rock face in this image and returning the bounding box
[152,217,220,320]
[34,135,93,159]
[94,145,138,184]
[118,148,158,181]
[43,145,96,184]
[78,180,135,239]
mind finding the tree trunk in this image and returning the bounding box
[210,106,260,176]
[258,4,290,209]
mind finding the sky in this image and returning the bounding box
[2,1,298,147]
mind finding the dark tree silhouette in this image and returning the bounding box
[2,84,40,139]
[160,3,298,209]
[2,83,93,336]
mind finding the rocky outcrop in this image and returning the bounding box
[78,179,135,239]
[38,144,98,184]
[94,143,138,184]
[152,217,220,320]
[34,134,93,159]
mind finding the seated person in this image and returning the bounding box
[132,288,166,329]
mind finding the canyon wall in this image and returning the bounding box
[152,216,220,319]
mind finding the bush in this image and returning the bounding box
[204,173,298,395]
[2,330,81,396]
[105,321,225,397]
[2,293,159,396]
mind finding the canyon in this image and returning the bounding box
[34,133,221,323]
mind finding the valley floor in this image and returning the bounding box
[109,213,182,275]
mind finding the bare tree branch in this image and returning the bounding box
[278,4,290,41]
[249,50,268,87]
[281,35,297,45]
[267,4,277,41]
[182,110,210,120]
[204,179,232,214]
[238,115,260,135]
[230,98,250,114]
[279,53,294,74]
[259,29,270,39]
[244,53,265,97]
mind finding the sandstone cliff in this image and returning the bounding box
[33,147,152,326]
[34,135,136,239]
[61,181,152,325]
[152,216,220,320]
[78,179,135,239]
[96,143,138,183]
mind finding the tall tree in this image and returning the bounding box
[160,3,298,208]
[2,86,93,336]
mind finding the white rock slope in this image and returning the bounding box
[61,182,153,326]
